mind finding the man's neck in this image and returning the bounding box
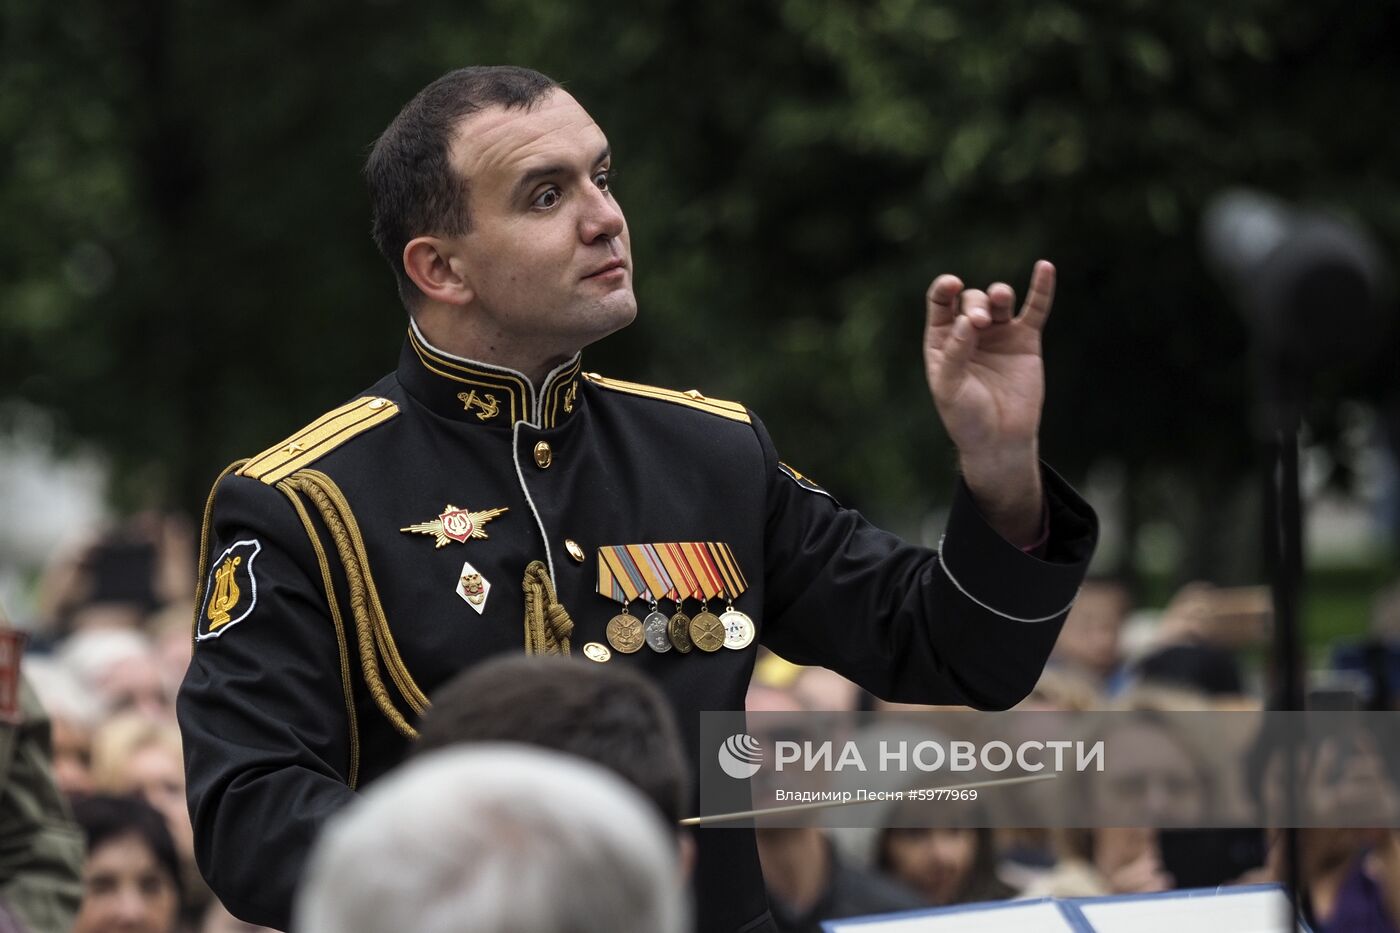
[411,307,573,389]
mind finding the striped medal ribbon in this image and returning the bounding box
[695,542,754,651]
[596,546,645,655]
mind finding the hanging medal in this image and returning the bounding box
[689,602,725,652]
[629,544,678,654]
[598,549,645,654]
[691,541,754,651]
[720,599,755,650]
[708,541,755,650]
[697,537,756,647]
[606,611,644,654]
[656,543,698,654]
[643,597,672,653]
[666,592,694,653]
[678,541,726,652]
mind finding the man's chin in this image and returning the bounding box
[579,293,638,343]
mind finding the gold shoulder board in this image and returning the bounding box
[582,373,750,424]
[236,396,399,485]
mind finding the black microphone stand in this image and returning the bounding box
[1258,358,1305,927]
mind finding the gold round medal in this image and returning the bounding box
[668,612,694,653]
[688,610,725,653]
[606,612,644,654]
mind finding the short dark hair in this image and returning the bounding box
[414,655,689,826]
[365,65,560,310]
[71,794,183,898]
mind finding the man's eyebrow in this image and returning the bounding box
[512,147,612,200]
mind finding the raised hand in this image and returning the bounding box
[923,260,1056,545]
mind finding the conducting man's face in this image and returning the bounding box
[444,89,636,358]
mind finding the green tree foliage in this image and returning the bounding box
[3,0,1397,564]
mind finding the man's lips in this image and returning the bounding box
[583,259,626,279]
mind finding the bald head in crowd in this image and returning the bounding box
[294,745,689,933]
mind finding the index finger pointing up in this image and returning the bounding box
[926,274,964,328]
[1018,260,1056,331]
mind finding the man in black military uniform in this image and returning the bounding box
[178,66,1097,932]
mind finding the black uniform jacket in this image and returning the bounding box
[178,326,1098,932]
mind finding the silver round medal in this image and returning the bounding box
[643,611,673,653]
[720,609,755,650]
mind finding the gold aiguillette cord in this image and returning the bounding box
[522,560,573,656]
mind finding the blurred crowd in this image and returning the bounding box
[745,576,1400,933]
[3,516,271,932]
[2,517,1399,932]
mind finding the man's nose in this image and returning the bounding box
[579,184,625,243]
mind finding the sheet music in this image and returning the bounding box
[822,899,1080,932]
[1076,887,1306,933]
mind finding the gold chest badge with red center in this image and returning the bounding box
[400,504,508,548]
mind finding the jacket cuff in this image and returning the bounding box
[1019,503,1051,556]
[938,462,1098,623]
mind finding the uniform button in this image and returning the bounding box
[565,539,585,562]
[367,397,388,410]
[533,441,553,469]
[583,642,612,663]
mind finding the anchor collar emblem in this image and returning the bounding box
[397,322,582,429]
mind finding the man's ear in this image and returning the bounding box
[403,236,475,306]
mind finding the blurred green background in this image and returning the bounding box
[3,0,1397,642]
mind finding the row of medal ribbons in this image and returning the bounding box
[594,543,754,658]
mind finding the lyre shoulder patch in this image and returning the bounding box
[779,462,838,503]
[196,539,263,641]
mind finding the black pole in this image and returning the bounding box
[1270,422,1306,714]
[1204,189,1392,931]
[1261,372,1306,927]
